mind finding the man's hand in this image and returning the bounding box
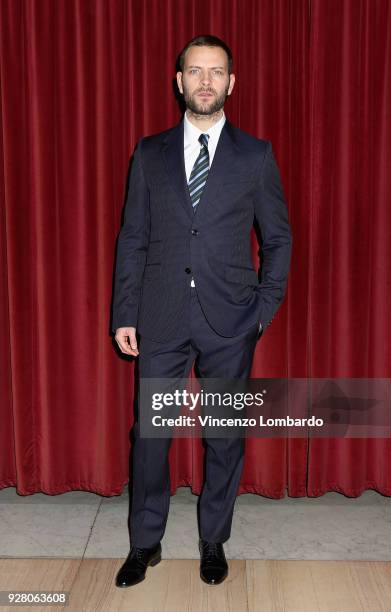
[115,327,139,356]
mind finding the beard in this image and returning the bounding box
[182,82,230,116]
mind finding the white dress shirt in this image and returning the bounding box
[183,110,262,333]
[183,109,226,182]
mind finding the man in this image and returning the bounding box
[112,34,292,587]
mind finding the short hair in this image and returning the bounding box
[178,34,233,75]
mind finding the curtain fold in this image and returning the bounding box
[0,0,390,497]
[306,0,391,496]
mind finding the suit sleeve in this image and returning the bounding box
[111,139,150,333]
[253,141,292,332]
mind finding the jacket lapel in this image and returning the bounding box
[162,117,238,221]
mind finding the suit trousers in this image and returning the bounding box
[129,285,259,548]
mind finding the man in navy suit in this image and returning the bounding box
[113,34,292,587]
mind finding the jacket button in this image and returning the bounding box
[185,267,191,274]
[191,229,198,235]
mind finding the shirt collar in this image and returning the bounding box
[183,110,226,145]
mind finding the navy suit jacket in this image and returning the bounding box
[112,117,292,342]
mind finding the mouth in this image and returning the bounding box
[197,92,214,98]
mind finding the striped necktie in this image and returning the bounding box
[188,133,210,212]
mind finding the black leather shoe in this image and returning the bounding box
[199,539,228,585]
[115,543,162,587]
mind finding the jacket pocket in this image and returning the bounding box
[224,264,259,286]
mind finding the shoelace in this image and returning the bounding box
[202,541,224,562]
[131,547,147,565]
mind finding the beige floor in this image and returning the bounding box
[1,557,391,611]
[1,487,391,560]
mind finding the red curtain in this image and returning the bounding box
[1,0,390,497]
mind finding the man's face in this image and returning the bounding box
[176,45,235,116]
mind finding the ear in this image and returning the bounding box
[176,71,183,94]
[228,73,235,95]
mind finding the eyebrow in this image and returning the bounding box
[187,65,226,70]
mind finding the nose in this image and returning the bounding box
[199,71,211,85]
